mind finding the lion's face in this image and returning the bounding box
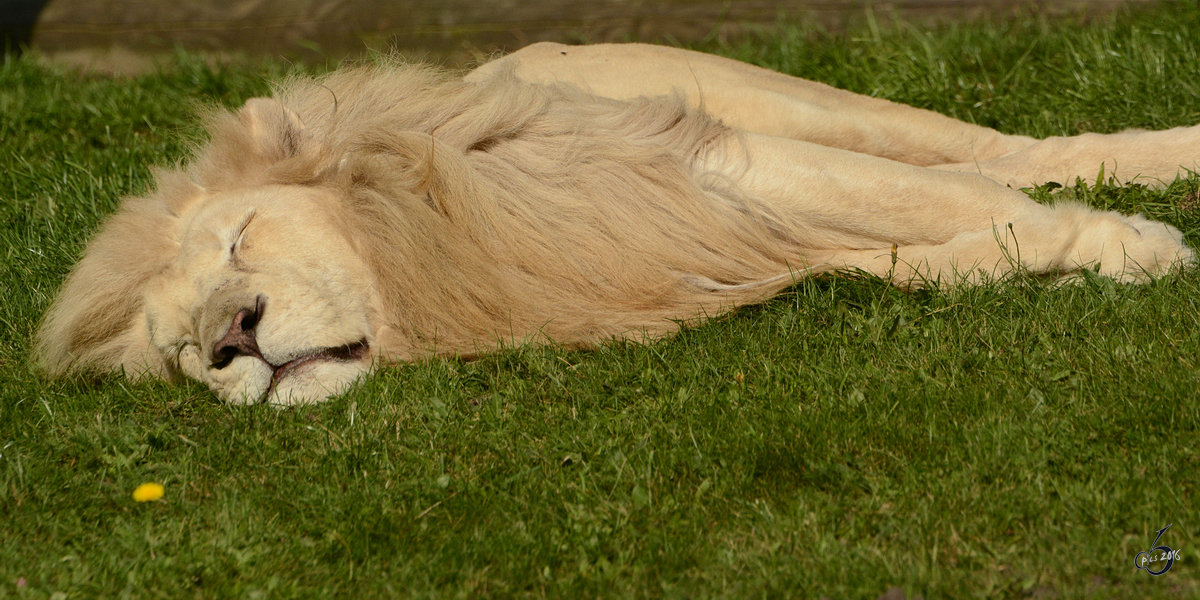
[143,185,382,405]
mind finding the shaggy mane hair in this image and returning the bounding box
[39,60,838,374]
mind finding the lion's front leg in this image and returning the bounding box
[820,207,1192,286]
[930,125,1200,189]
[715,132,1046,248]
[716,132,1194,284]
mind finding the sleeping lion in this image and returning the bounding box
[36,43,1200,405]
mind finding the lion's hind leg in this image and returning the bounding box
[475,42,1036,168]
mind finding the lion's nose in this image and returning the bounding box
[211,295,267,369]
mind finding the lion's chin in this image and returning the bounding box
[265,342,371,406]
[205,342,371,407]
[265,358,369,406]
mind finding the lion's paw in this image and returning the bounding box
[1070,211,1193,282]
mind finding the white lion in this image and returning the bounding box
[36,43,1199,405]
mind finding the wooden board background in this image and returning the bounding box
[17,0,1147,69]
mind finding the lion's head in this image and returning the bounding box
[37,94,395,404]
[144,184,382,405]
[34,88,405,405]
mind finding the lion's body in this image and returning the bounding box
[36,43,1200,404]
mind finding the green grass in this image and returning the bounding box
[4,4,1200,598]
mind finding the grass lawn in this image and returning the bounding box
[3,3,1200,598]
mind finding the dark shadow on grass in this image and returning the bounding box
[1,0,52,57]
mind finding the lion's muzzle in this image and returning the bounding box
[212,294,268,369]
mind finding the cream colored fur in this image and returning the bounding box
[36,43,1199,405]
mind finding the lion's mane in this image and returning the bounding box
[38,61,828,375]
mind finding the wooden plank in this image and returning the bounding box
[29,0,1145,64]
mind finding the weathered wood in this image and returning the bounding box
[30,0,1143,65]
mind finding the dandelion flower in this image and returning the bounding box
[132,482,164,502]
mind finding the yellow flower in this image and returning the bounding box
[132,482,164,502]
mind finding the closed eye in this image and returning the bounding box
[230,209,257,258]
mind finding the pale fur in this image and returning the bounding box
[36,43,1199,405]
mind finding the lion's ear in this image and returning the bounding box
[192,97,319,189]
[238,97,311,159]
